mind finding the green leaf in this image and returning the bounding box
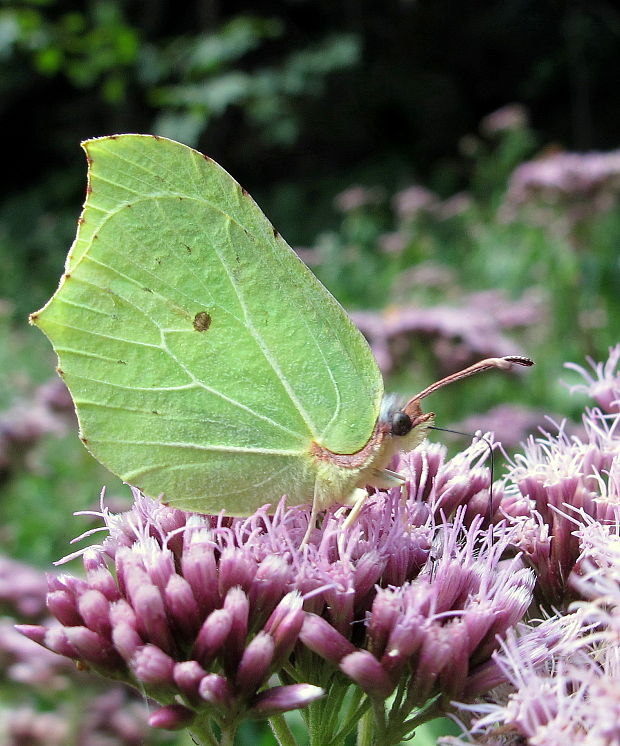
[31,135,383,514]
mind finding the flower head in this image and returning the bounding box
[19,433,537,740]
[301,512,534,705]
[565,344,620,414]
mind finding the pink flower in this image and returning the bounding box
[480,103,529,136]
[565,344,620,414]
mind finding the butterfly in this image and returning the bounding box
[30,134,532,535]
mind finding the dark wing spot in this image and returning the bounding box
[193,311,212,332]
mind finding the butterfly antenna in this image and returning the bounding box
[406,356,534,407]
[429,426,496,527]
[395,356,532,536]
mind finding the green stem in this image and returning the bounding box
[188,715,219,746]
[384,696,444,744]
[329,696,372,745]
[307,696,323,746]
[269,714,300,746]
[324,683,348,739]
[371,699,388,745]
[219,723,237,746]
[399,699,443,736]
[340,686,364,726]
[356,707,375,746]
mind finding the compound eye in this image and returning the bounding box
[391,411,413,436]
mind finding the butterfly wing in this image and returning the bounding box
[31,135,384,514]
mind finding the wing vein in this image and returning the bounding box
[211,217,320,438]
[92,438,303,455]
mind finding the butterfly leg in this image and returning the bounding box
[300,481,324,547]
[369,468,405,489]
[341,487,369,531]
[375,468,409,505]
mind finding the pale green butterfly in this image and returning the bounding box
[30,135,531,535]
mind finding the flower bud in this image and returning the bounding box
[236,631,275,696]
[64,626,121,670]
[47,590,82,627]
[149,704,194,730]
[131,644,175,685]
[193,608,232,668]
[199,673,234,711]
[15,624,47,646]
[219,547,257,597]
[85,566,120,602]
[181,536,219,615]
[131,583,174,655]
[164,574,200,638]
[250,684,324,717]
[77,589,111,638]
[300,613,356,665]
[222,586,249,673]
[174,660,206,704]
[340,651,394,698]
[249,555,292,625]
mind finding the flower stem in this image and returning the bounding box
[220,724,237,746]
[269,714,300,746]
[356,707,375,746]
[330,695,371,745]
[188,716,219,746]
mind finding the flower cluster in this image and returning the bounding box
[301,516,533,712]
[501,149,620,230]
[496,345,620,611]
[0,378,74,482]
[333,185,385,213]
[19,499,323,736]
[18,435,535,744]
[0,555,160,745]
[448,508,620,746]
[351,288,543,375]
[442,346,620,745]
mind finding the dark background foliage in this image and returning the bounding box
[4,0,620,312]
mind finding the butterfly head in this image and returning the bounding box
[379,395,434,453]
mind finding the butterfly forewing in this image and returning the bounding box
[33,135,384,513]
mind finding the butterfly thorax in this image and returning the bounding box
[308,398,434,510]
